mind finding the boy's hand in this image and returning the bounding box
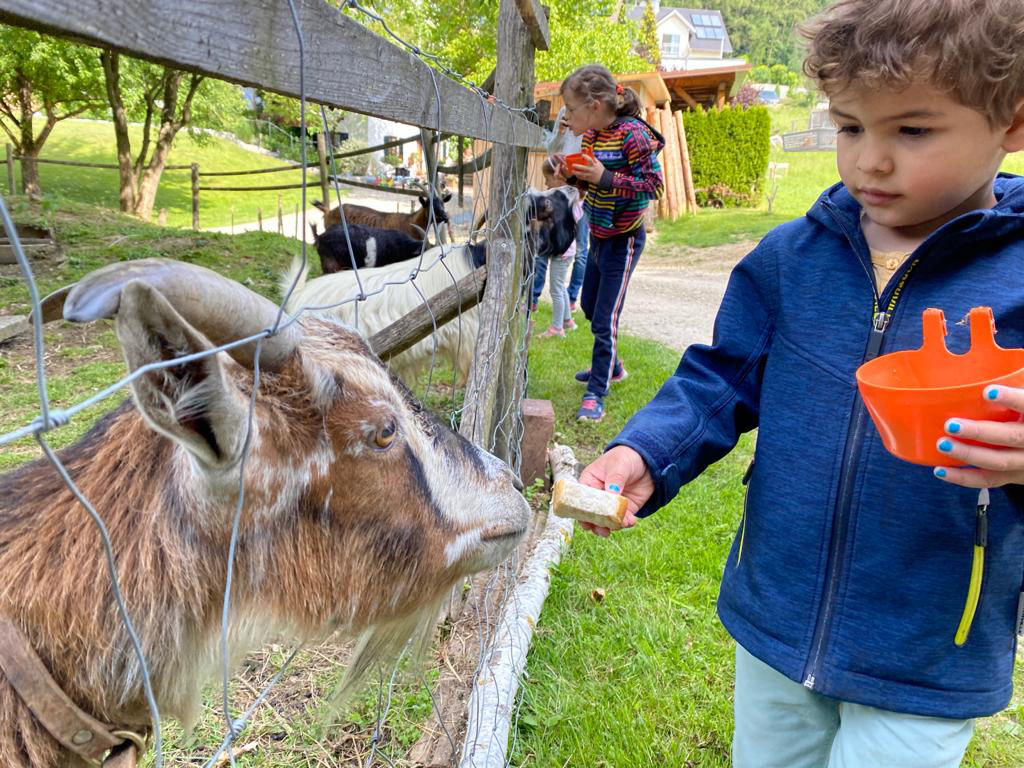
[572,154,606,185]
[578,445,654,537]
[933,385,1024,487]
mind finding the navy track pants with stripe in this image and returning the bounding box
[580,227,645,398]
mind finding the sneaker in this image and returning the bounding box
[574,366,628,384]
[569,301,578,313]
[565,318,578,331]
[536,326,565,338]
[577,394,605,422]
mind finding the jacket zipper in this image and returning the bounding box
[736,459,755,567]
[955,488,990,646]
[801,217,920,690]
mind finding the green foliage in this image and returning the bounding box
[750,63,803,87]
[0,24,106,175]
[683,105,771,208]
[635,0,662,70]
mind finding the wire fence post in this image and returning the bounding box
[316,132,330,206]
[190,162,199,230]
[457,136,465,207]
[5,144,13,195]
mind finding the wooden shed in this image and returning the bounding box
[470,70,696,225]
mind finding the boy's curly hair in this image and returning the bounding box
[802,0,1024,126]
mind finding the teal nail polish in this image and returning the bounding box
[939,439,953,453]
[608,483,622,493]
[947,421,961,434]
[934,468,947,478]
[987,387,1000,400]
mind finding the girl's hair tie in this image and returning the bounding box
[615,84,624,95]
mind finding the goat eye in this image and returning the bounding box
[374,421,397,449]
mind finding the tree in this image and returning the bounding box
[0,26,106,198]
[635,1,662,70]
[100,52,246,221]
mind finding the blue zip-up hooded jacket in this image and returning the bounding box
[610,174,1024,719]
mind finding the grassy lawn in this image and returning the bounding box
[5,119,343,229]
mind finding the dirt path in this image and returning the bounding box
[617,239,757,354]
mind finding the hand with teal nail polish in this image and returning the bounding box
[577,446,652,537]
[933,385,1024,488]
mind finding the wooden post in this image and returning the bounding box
[676,110,697,214]
[661,103,681,220]
[230,206,234,234]
[420,127,438,192]
[258,208,263,231]
[277,194,283,234]
[294,203,299,238]
[190,163,199,230]
[459,0,535,463]
[651,110,668,220]
[457,136,465,207]
[5,144,13,195]
[316,132,330,206]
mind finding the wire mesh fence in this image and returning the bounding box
[0,0,554,766]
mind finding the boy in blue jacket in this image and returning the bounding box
[578,0,1024,765]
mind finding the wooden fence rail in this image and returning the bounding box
[0,0,545,148]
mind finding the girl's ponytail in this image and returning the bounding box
[615,85,642,118]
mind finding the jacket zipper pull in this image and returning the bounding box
[976,488,990,548]
[866,311,891,359]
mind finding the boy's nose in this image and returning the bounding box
[856,140,894,175]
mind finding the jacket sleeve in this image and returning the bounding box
[600,126,664,200]
[608,238,778,517]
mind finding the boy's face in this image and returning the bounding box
[830,81,1014,240]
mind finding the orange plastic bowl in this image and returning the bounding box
[856,307,1024,466]
[564,148,594,174]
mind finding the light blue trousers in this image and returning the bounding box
[734,645,974,768]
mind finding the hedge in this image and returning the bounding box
[682,105,771,208]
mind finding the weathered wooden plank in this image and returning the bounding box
[368,265,486,361]
[0,0,545,148]
[514,0,550,51]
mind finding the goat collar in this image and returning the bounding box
[0,616,146,767]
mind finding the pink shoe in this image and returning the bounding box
[565,318,578,331]
[536,326,565,338]
[569,302,578,313]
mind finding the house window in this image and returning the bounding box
[661,33,682,58]
[693,12,725,39]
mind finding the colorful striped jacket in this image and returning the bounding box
[573,115,665,239]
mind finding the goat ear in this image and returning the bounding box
[115,281,250,470]
[418,194,428,206]
[442,190,452,203]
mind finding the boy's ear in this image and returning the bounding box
[1001,99,1024,152]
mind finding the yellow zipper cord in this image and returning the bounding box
[955,489,990,647]
[736,460,754,567]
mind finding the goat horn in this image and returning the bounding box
[62,258,302,371]
[30,284,74,325]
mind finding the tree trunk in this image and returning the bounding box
[133,125,177,221]
[16,74,41,199]
[101,51,137,214]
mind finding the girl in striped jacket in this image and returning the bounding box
[554,64,665,422]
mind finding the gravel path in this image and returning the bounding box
[558,238,758,354]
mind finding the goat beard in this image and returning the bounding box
[320,593,444,721]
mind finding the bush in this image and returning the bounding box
[683,105,771,208]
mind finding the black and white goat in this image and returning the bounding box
[311,222,433,274]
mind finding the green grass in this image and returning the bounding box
[514,306,1024,767]
[7,118,341,229]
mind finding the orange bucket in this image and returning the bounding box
[564,147,594,174]
[856,307,1024,466]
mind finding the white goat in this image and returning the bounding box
[281,243,486,386]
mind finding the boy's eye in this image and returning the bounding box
[900,126,931,137]
[836,125,861,135]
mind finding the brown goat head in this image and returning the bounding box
[0,259,529,767]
